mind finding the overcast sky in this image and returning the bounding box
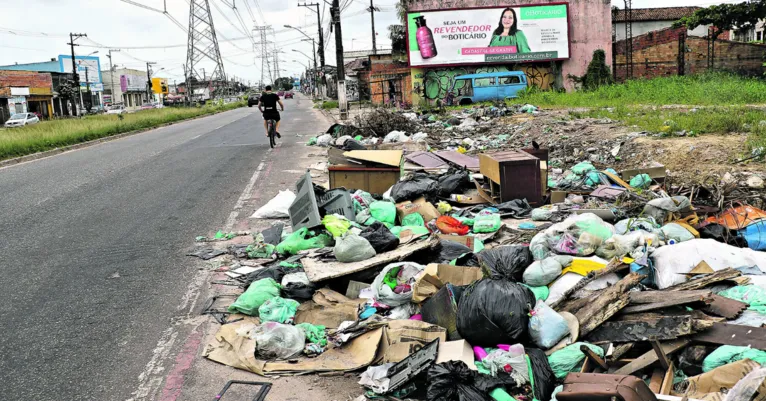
[0,0,742,85]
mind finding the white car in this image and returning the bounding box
[106,105,126,115]
[4,113,40,128]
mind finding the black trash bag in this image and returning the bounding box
[391,173,439,202]
[527,348,556,401]
[477,245,533,282]
[437,239,473,263]
[456,279,535,346]
[496,199,532,219]
[426,361,516,401]
[699,223,749,248]
[282,282,317,301]
[342,138,366,151]
[455,252,479,267]
[359,222,400,253]
[437,169,472,197]
[261,223,284,245]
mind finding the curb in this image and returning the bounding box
[0,106,246,169]
[318,108,339,124]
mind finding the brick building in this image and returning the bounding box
[612,7,711,41]
[0,70,54,124]
[614,26,765,80]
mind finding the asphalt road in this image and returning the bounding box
[0,102,300,400]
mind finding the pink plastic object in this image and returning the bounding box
[473,346,488,361]
[410,314,423,321]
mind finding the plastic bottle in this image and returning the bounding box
[415,16,437,59]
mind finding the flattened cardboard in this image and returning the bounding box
[376,320,447,364]
[345,280,371,299]
[436,340,477,370]
[684,359,763,401]
[343,150,403,167]
[437,234,475,249]
[294,288,365,329]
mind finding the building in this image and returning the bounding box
[101,68,149,110]
[612,7,711,41]
[731,21,766,43]
[0,70,53,123]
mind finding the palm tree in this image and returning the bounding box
[390,1,410,55]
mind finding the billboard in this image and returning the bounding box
[120,73,147,92]
[407,4,569,67]
[152,78,169,95]
[59,55,102,85]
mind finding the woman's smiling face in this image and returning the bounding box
[502,10,515,29]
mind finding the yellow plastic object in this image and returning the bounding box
[437,201,452,214]
[457,146,467,154]
[559,258,608,277]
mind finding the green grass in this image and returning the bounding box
[0,101,245,161]
[574,105,766,151]
[317,100,339,110]
[510,73,766,108]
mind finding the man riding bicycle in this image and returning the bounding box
[258,85,284,138]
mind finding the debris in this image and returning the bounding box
[334,232,376,263]
[227,278,281,316]
[426,361,516,401]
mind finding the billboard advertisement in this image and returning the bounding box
[152,78,169,94]
[407,4,569,67]
[120,73,147,92]
[59,55,102,85]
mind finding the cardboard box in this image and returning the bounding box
[436,340,477,370]
[621,164,666,182]
[329,166,400,195]
[395,197,441,223]
[375,320,447,364]
[437,234,475,250]
[412,264,483,303]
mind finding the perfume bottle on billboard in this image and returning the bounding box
[415,16,437,59]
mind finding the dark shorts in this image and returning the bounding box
[263,110,280,122]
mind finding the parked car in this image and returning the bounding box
[247,94,260,107]
[106,105,126,115]
[4,112,40,128]
[284,91,294,99]
[448,71,528,106]
[277,90,285,97]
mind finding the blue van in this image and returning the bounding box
[449,71,528,105]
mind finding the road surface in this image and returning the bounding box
[0,99,318,400]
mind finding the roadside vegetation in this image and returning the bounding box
[0,101,245,161]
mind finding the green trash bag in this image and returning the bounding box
[571,162,595,175]
[719,285,766,313]
[402,213,425,227]
[297,323,327,347]
[548,342,604,380]
[584,171,602,187]
[523,284,550,301]
[276,227,334,255]
[246,243,276,258]
[322,214,351,238]
[390,225,430,238]
[473,213,502,233]
[457,217,475,226]
[258,296,300,323]
[370,201,396,225]
[702,345,766,372]
[227,278,281,316]
[307,137,317,146]
[630,173,652,189]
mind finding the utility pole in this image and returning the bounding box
[146,61,156,104]
[331,0,348,119]
[369,0,379,54]
[106,49,120,106]
[299,3,325,68]
[67,33,87,116]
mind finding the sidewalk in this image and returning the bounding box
[170,95,362,401]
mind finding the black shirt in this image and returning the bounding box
[260,92,280,111]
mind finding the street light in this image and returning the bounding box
[86,51,99,56]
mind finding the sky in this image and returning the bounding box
[0,0,401,85]
[0,0,744,85]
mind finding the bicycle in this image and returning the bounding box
[265,117,277,148]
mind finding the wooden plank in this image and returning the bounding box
[651,339,671,371]
[613,339,690,375]
[622,292,713,314]
[649,368,665,393]
[660,361,674,395]
[701,294,747,319]
[665,267,742,291]
[580,344,609,371]
[610,343,635,362]
[693,323,766,350]
[628,290,712,305]
[302,237,438,282]
[587,316,693,343]
[550,258,628,310]
[575,272,644,337]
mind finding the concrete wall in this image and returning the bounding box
[614,21,710,41]
[409,0,613,91]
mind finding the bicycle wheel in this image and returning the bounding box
[268,120,276,148]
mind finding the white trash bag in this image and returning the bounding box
[251,190,296,219]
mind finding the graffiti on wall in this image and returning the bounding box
[346,79,360,102]
[411,64,556,106]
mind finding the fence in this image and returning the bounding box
[613,26,766,81]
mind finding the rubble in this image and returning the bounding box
[193,105,766,401]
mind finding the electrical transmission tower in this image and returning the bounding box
[186,0,227,99]
[254,26,273,87]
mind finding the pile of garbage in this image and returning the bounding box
[192,111,766,401]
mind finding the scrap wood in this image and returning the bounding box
[587,316,695,343]
[700,294,747,319]
[550,258,628,310]
[613,339,690,375]
[302,237,438,282]
[622,291,714,314]
[580,344,609,370]
[665,267,742,292]
[610,343,635,362]
[693,323,766,350]
[574,272,645,337]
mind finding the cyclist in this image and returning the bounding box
[258,85,284,138]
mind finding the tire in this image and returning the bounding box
[268,120,276,148]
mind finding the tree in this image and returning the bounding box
[568,49,614,90]
[58,81,79,116]
[389,0,411,56]
[674,0,766,66]
[274,77,294,91]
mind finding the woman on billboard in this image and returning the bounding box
[488,8,530,53]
